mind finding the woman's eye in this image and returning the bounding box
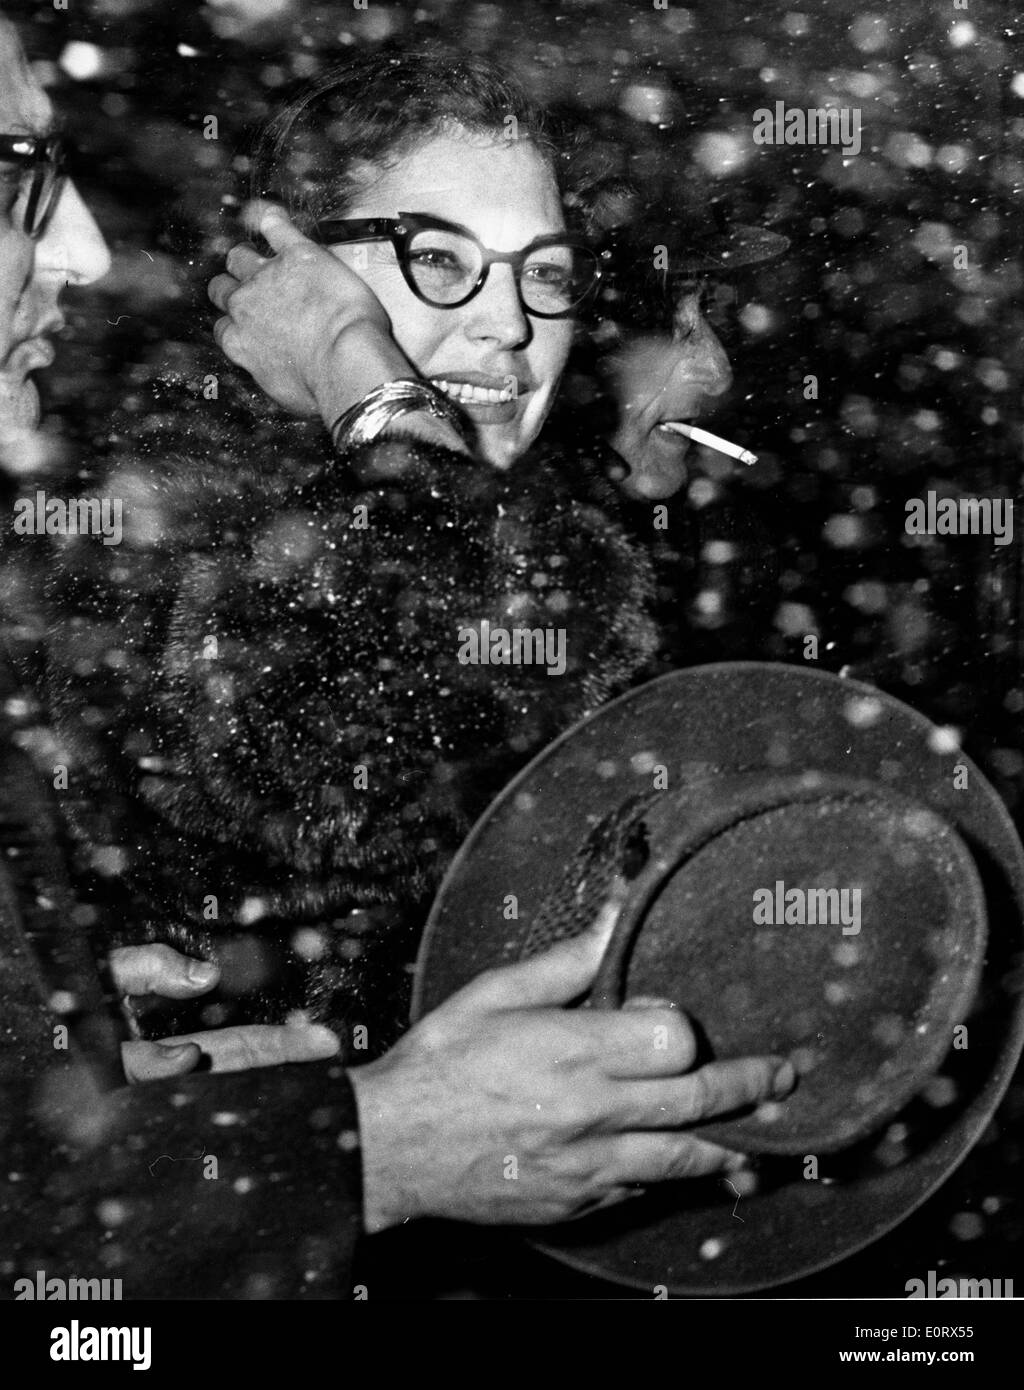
[409,248,464,271]
[524,262,571,287]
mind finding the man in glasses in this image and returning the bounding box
[0,20,109,448]
[0,12,375,1299]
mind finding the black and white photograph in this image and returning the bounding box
[0,0,1021,1353]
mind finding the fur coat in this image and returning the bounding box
[28,377,659,1049]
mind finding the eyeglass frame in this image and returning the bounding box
[0,134,70,240]
[309,210,604,319]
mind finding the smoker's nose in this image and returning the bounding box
[671,290,733,397]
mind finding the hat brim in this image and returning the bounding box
[668,223,791,275]
[412,663,1024,1294]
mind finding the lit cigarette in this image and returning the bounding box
[661,421,758,465]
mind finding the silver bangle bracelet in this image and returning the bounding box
[330,378,468,452]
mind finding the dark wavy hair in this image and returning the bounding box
[250,39,570,232]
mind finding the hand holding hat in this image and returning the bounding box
[349,893,793,1233]
[415,663,1024,1292]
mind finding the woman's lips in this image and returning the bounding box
[431,373,524,425]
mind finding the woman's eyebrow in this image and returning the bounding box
[396,190,564,238]
[411,211,569,246]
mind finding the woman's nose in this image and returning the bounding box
[465,263,530,348]
[34,179,112,287]
[671,292,733,397]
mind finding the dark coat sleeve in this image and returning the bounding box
[0,736,364,1302]
[0,1045,365,1301]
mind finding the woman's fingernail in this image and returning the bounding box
[157,1042,196,1058]
[772,1060,796,1098]
[187,959,218,986]
[303,1025,341,1052]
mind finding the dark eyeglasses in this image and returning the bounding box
[309,211,603,318]
[0,134,70,240]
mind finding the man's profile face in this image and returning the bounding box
[600,282,734,499]
[0,16,110,439]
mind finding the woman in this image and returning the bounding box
[48,42,659,1032]
[38,40,788,1256]
[215,46,588,471]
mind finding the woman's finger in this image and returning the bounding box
[207,272,239,312]
[225,242,267,282]
[242,199,310,252]
[109,943,219,999]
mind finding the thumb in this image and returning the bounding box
[121,1040,203,1084]
[109,944,220,999]
[459,881,628,1012]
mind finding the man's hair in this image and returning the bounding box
[250,39,566,232]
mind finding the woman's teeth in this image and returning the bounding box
[434,379,516,405]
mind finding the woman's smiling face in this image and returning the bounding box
[327,123,575,469]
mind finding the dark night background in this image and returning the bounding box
[1,0,1022,1299]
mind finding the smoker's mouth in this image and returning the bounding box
[655,415,696,435]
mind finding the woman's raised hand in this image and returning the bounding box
[208,199,398,417]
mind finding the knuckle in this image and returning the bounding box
[473,964,508,994]
[663,1141,706,1181]
[558,1090,608,1138]
[557,1022,599,1069]
[406,1009,448,1054]
[559,1150,609,1201]
[681,1067,716,1122]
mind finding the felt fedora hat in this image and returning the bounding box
[412,663,1024,1295]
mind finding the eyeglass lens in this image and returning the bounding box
[26,159,63,238]
[404,225,596,313]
